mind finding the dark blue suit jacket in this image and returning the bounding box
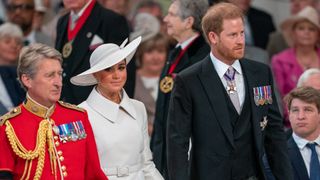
[287,136,310,180]
[0,66,25,114]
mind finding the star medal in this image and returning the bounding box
[227,84,237,94]
[62,41,72,58]
[160,76,174,93]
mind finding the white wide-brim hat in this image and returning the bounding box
[282,6,320,31]
[70,36,142,86]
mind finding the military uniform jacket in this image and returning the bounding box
[0,98,107,180]
[55,1,129,104]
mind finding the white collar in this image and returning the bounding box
[293,132,320,150]
[177,33,199,50]
[25,30,36,44]
[209,52,242,79]
[86,88,137,123]
[71,0,92,18]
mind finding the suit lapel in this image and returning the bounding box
[240,59,264,152]
[288,137,309,180]
[55,15,69,51]
[69,3,102,74]
[198,57,235,148]
[174,36,206,73]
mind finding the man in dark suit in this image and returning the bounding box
[0,66,25,115]
[167,3,292,180]
[285,87,320,180]
[228,0,275,49]
[55,0,129,104]
[151,0,210,178]
[6,0,53,46]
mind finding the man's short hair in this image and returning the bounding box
[17,43,62,89]
[202,2,244,43]
[174,0,209,33]
[284,86,320,112]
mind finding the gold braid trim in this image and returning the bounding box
[5,119,57,180]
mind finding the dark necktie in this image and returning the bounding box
[168,46,182,63]
[306,143,320,180]
[223,66,241,114]
[23,40,30,46]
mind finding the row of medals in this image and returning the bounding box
[52,125,87,143]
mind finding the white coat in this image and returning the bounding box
[79,88,163,180]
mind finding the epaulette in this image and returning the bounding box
[0,107,21,126]
[58,101,85,112]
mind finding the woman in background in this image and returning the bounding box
[0,22,25,115]
[130,13,169,135]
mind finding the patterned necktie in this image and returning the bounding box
[224,66,241,114]
[306,143,320,180]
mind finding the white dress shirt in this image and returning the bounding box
[292,133,320,177]
[210,52,245,109]
[79,88,163,180]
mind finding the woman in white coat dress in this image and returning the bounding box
[70,36,163,180]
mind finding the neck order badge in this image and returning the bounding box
[159,36,198,94]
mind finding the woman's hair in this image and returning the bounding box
[0,22,23,40]
[135,33,169,68]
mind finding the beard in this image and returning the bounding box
[215,43,244,62]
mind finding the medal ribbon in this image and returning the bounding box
[67,0,96,41]
[168,34,199,75]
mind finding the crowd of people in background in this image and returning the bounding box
[0,0,320,179]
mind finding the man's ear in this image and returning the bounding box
[21,74,32,89]
[184,16,195,30]
[208,31,219,45]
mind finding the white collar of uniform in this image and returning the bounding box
[71,0,93,18]
[292,132,320,149]
[25,30,36,44]
[176,33,199,50]
[210,52,242,79]
[86,87,137,123]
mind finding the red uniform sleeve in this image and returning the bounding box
[0,124,15,172]
[83,111,108,180]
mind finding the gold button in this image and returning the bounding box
[63,172,67,177]
[57,151,63,156]
[54,136,59,140]
[61,165,66,171]
[13,108,17,113]
[59,156,64,161]
[55,141,60,147]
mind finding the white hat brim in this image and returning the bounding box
[70,36,141,86]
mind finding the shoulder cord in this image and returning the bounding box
[5,119,57,180]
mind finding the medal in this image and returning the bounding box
[160,76,174,93]
[53,125,60,135]
[62,41,72,58]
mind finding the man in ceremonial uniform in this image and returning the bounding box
[0,44,108,180]
[55,0,130,104]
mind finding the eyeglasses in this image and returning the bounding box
[6,4,34,12]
